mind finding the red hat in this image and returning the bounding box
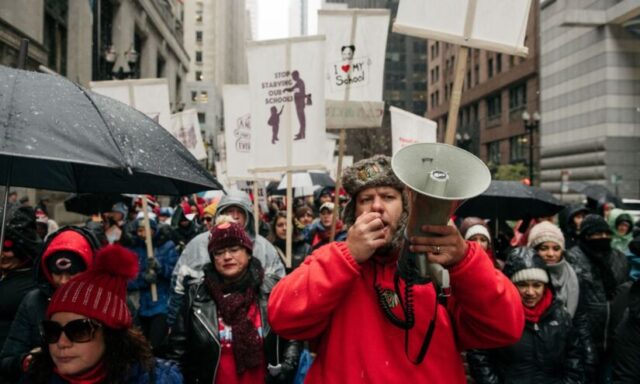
[41,230,94,284]
[208,221,253,256]
[46,245,138,329]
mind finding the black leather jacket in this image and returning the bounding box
[166,270,300,383]
[468,300,585,384]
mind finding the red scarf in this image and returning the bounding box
[53,361,107,384]
[523,288,553,323]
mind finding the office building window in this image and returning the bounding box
[474,65,479,85]
[196,31,203,43]
[487,141,501,165]
[487,58,493,78]
[487,94,501,120]
[196,51,203,63]
[496,53,502,73]
[44,0,68,75]
[509,83,527,111]
[198,112,206,124]
[510,135,528,162]
[195,71,203,81]
[191,91,197,101]
[199,91,208,103]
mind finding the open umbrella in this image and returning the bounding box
[0,65,221,195]
[64,193,133,216]
[276,171,335,192]
[569,181,622,207]
[455,180,565,220]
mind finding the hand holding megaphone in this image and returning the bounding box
[408,224,469,268]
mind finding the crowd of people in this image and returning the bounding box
[0,155,639,383]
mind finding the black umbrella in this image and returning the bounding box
[455,180,565,220]
[64,193,133,216]
[0,65,222,195]
[569,182,622,207]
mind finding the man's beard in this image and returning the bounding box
[375,211,408,256]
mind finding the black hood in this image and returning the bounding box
[3,206,42,264]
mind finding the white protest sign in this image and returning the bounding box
[169,109,208,160]
[393,0,531,56]
[390,106,437,156]
[331,155,353,180]
[223,85,253,179]
[90,79,172,129]
[246,36,327,170]
[318,9,390,102]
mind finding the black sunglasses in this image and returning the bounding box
[41,318,102,344]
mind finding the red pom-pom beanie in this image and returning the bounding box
[46,244,139,329]
[208,221,253,256]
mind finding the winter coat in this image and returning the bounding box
[467,300,584,384]
[31,358,182,383]
[127,236,179,318]
[566,243,629,356]
[563,205,590,250]
[273,237,312,272]
[166,265,300,383]
[547,259,580,318]
[267,241,525,383]
[608,209,633,253]
[611,280,640,384]
[626,236,640,281]
[0,268,36,351]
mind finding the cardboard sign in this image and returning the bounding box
[169,109,208,160]
[246,36,328,170]
[390,106,437,156]
[393,0,531,56]
[222,85,254,179]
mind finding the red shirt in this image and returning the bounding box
[215,302,265,384]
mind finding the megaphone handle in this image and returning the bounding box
[416,253,429,279]
[428,263,451,296]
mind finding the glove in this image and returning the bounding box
[147,257,161,272]
[143,269,158,284]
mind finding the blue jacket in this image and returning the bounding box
[46,359,183,383]
[128,236,179,318]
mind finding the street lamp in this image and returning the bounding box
[522,110,541,185]
[103,45,139,80]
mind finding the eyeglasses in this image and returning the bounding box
[41,318,101,344]
[203,216,213,222]
[213,245,244,258]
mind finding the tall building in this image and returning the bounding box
[290,0,310,37]
[426,1,540,180]
[539,0,640,199]
[325,0,428,161]
[246,0,259,40]
[182,0,249,168]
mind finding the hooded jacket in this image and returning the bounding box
[612,280,640,383]
[564,205,590,250]
[268,241,524,383]
[0,228,95,382]
[608,209,634,253]
[167,191,286,326]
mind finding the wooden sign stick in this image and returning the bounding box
[140,196,158,302]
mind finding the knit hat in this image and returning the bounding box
[341,155,406,226]
[503,247,549,284]
[41,229,95,284]
[579,214,613,239]
[527,221,565,250]
[111,202,129,218]
[203,202,217,217]
[464,224,491,244]
[46,245,138,329]
[208,221,253,256]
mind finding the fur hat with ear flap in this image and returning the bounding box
[340,155,407,227]
[46,244,138,329]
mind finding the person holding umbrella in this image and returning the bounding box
[0,207,42,351]
[0,226,99,382]
[25,244,182,383]
[467,248,585,384]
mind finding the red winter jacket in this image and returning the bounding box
[268,241,524,383]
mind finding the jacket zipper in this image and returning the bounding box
[194,310,221,381]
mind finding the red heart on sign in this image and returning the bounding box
[341,64,350,73]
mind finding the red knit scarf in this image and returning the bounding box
[523,288,553,323]
[53,361,107,384]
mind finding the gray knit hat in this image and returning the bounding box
[341,155,406,226]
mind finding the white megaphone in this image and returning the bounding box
[391,143,491,290]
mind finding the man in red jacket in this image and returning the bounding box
[268,155,524,383]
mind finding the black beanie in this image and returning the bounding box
[579,214,612,239]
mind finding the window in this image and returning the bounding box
[466,70,471,89]
[509,55,515,67]
[199,91,208,103]
[195,51,203,63]
[44,0,68,75]
[487,141,501,165]
[435,66,439,82]
[413,101,427,113]
[510,136,527,162]
[196,10,203,23]
[196,31,203,43]
[496,54,502,73]
[487,58,493,78]
[474,65,479,85]
[156,55,165,78]
[509,83,527,110]
[197,112,206,124]
[191,91,197,101]
[413,81,427,91]
[195,71,203,81]
[487,94,501,120]
[413,62,426,72]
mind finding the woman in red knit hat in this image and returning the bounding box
[25,244,182,384]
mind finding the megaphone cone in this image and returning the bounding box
[391,143,491,284]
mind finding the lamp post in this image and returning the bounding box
[522,110,541,185]
[103,45,139,80]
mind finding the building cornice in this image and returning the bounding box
[136,0,190,67]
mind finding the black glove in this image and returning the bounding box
[143,269,158,284]
[147,257,161,272]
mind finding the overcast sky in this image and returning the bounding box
[256,0,322,40]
